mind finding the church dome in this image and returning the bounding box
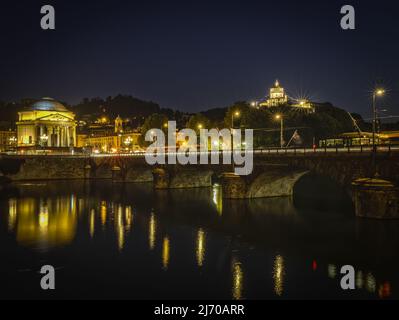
[30,97,69,112]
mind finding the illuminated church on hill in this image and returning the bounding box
[257,80,314,112]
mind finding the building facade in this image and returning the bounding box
[17,98,77,149]
[0,129,17,152]
[78,132,141,153]
[257,80,314,112]
[259,80,288,107]
[77,117,141,153]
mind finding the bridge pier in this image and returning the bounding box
[84,164,92,179]
[352,178,399,219]
[152,167,213,189]
[111,165,122,182]
[221,173,248,199]
[152,168,170,189]
[221,169,309,199]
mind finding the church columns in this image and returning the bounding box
[56,126,60,147]
[66,126,70,147]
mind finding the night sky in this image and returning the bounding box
[1,0,399,118]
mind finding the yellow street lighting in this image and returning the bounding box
[275,114,284,148]
[375,89,385,96]
[231,111,240,128]
[371,87,386,176]
[197,124,203,129]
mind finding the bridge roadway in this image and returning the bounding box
[3,144,398,158]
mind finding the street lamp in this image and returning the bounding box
[231,111,240,129]
[372,88,385,177]
[124,136,133,152]
[197,123,203,130]
[275,114,284,148]
[230,111,241,154]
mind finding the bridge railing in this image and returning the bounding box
[2,144,398,158]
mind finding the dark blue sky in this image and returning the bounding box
[1,0,398,118]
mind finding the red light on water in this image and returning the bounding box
[312,260,317,271]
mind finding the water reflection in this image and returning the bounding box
[116,205,125,251]
[125,206,132,232]
[232,258,243,300]
[356,271,364,289]
[8,199,17,232]
[100,201,107,228]
[162,236,170,270]
[324,264,390,298]
[9,196,78,250]
[149,212,156,250]
[273,255,285,297]
[379,282,391,299]
[328,264,337,279]
[89,209,95,238]
[366,273,376,293]
[196,229,206,267]
[1,181,398,299]
[212,185,223,216]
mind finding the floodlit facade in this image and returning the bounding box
[17,98,77,148]
[257,80,314,112]
[259,80,289,107]
[77,117,141,153]
[0,129,17,152]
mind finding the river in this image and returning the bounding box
[0,178,398,299]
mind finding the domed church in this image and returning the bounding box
[17,97,77,149]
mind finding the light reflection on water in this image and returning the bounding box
[273,255,285,297]
[0,181,398,300]
[196,229,206,267]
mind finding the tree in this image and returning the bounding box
[139,113,168,147]
[186,113,211,134]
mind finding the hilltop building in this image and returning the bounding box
[256,80,315,112]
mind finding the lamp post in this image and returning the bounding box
[230,111,240,172]
[231,110,240,150]
[372,88,385,177]
[231,111,240,129]
[275,114,284,148]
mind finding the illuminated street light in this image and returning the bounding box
[372,88,385,177]
[230,110,241,171]
[197,123,203,130]
[231,111,240,128]
[275,114,284,148]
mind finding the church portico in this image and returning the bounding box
[17,97,77,150]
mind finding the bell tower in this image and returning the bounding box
[115,115,123,133]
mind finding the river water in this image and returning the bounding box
[0,178,398,300]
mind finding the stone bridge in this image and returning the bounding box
[1,150,398,201]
